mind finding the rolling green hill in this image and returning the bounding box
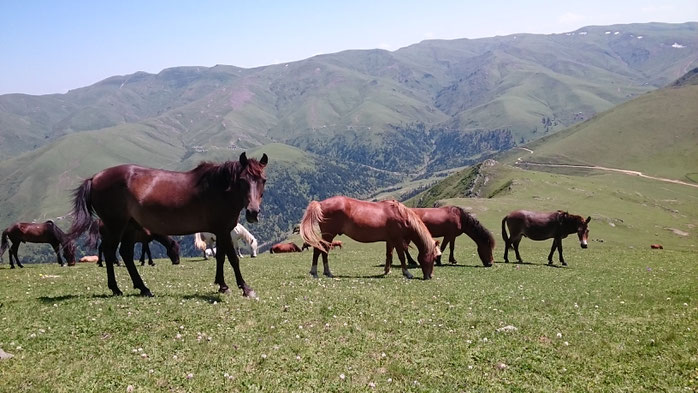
[405,76,698,252]
[1,22,696,171]
[1,23,697,261]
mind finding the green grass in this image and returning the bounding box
[1,239,696,392]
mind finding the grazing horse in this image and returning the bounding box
[389,206,495,267]
[502,210,590,265]
[300,196,440,279]
[195,224,258,259]
[89,219,180,267]
[1,220,76,268]
[67,152,268,297]
[650,244,663,250]
[194,232,216,259]
[270,242,302,253]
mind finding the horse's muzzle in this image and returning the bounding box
[246,210,259,223]
[580,243,588,249]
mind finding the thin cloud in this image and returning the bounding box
[558,12,587,25]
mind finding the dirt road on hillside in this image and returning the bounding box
[516,161,698,189]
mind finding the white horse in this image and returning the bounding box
[194,224,258,259]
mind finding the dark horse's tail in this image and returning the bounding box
[0,229,9,260]
[67,178,96,245]
[455,207,495,266]
[501,216,512,249]
[86,218,101,249]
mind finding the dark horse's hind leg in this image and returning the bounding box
[9,242,23,268]
[101,236,123,296]
[512,238,523,263]
[119,231,152,297]
[310,248,333,278]
[403,248,419,267]
[139,243,154,266]
[445,236,457,264]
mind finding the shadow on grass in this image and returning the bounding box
[181,293,224,303]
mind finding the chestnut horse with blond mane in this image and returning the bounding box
[1,220,76,268]
[388,206,495,267]
[67,152,268,297]
[300,196,441,279]
[502,210,590,266]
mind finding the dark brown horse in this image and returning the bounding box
[300,196,440,279]
[270,242,302,253]
[67,152,267,297]
[88,220,180,267]
[389,206,495,267]
[1,220,76,268]
[502,210,590,265]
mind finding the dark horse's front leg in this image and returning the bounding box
[548,237,566,266]
[51,241,64,267]
[215,231,255,297]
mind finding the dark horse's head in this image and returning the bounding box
[559,212,591,249]
[237,152,268,223]
[167,240,181,265]
[49,221,76,266]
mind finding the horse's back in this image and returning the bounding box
[413,206,460,236]
[505,210,559,240]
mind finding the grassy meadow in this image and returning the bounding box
[1,235,696,392]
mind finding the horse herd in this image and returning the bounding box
[0,152,592,297]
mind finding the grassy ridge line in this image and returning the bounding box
[510,85,698,182]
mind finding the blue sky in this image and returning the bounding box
[1,0,696,95]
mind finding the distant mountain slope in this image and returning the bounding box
[514,82,698,182]
[408,69,698,208]
[1,22,696,172]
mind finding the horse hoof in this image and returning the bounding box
[309,272,319,279]
[219,286,231,294]
[450,260,458,265]
[548,261,553,265]
[323,273,334,278]
[112,289,123,296]
[243,289,258,299]
[403,273,414,279]
[140,289,154,297]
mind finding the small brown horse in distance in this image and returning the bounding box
[270,242,302,253]
[1,220,76,268]
[389,206,495,267]
[67,152,267,297]
[88,219,180,267]
[300,196,441,279]
[502,210,590,266]
[302,240,342,251]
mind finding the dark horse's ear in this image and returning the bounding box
[260,153,268,167]
[585,216,591,224]
[239,152,248,167]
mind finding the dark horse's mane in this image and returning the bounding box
[193,158,265,192]
[455,206,496,248]
[557,211,585,233]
